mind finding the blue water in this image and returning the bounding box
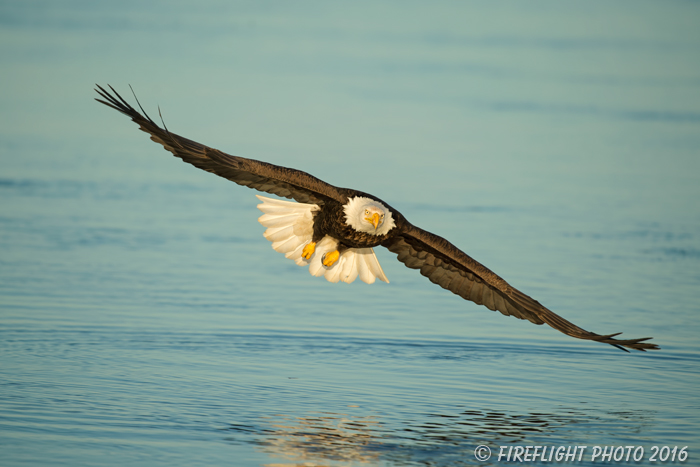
[1,1,699,466]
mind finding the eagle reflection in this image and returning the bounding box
[255,413,382,465]
[223,408,651,466]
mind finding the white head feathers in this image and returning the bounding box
[343,196,396,236]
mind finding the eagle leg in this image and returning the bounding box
[301,242,316,260]
[322,250,340,268]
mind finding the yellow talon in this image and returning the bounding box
[301,242,316,260]
[322,250,340,267]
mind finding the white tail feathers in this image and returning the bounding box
[256,195,389,284]
[257,195,318,266]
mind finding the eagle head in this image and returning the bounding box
[343,196,396,236]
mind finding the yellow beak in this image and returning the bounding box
[365,212,380,229]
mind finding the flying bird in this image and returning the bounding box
[95,85,658,352]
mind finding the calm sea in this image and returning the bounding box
[1,1,699,466]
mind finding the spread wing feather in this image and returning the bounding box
[383,224,658,351]
[95,85,345,205]
[97,85,657,352]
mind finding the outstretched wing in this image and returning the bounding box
[95,85,346,205]
[97,85,657,352]
[383,223,658,352]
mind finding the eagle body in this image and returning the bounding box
[255,194,395,284]
[95,85,658,352]
[312,196,400,249]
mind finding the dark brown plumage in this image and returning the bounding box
[95,85,658,352]
[312,201,397,249]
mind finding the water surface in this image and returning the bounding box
[1,1,699,466]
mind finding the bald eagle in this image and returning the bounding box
[95,85,658,352]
